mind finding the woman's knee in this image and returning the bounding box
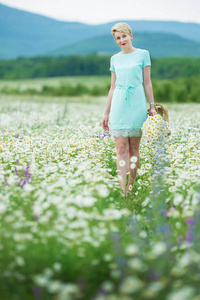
[129,146,139,156]
[117,143,129,155]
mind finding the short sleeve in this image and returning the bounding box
[142,50,151,68]
[109,57,115,72]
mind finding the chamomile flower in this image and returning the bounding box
[142,114,171,143]
[130,156,138,163]
[128,185,133,191]
[119,159,126,167]
[169,186,177,193]
[130,163,136,169]
[145,163,152,169]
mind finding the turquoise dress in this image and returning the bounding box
[108,48,151,138]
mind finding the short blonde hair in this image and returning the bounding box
[111,22,132,39]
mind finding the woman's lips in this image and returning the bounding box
[122,43,126,45]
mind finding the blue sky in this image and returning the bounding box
[1,0,200,24]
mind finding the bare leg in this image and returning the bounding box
[126,136,141,192]
[114,136,129,195]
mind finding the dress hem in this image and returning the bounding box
[110,128,143,138]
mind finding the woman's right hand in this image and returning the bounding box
[102,114,109,131]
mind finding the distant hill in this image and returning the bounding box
[49,32,200,58]
[0,3,200,59]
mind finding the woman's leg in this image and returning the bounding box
[114,136,129,194]
[126,136,141,191]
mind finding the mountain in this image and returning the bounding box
[0,3,200,59]
[49,32,200,58]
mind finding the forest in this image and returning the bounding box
[0,54,200,80]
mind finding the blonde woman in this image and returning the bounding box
[102,22,157,198]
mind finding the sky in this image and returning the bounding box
[1,0,200,25]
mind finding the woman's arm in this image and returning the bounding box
[104,71,116,115]
[142,66,157,116]
[102,71,116,131]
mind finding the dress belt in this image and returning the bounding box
[115,83,142,109]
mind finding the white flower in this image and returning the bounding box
[145,163,152,169]
[120,276,144,293]
[53,262,62,272]
[15,256,25,267]
[128,184,133,191]
[125,244,139,256]
[33,275,48,287]
[166,286,196,300]
[0,203,6,214]
[152,242,167,256]
[169,186,177,193]
[130,163,136,169]
[47,280,62,293]
[130,156,137,162]
[103,254,112,261]
[119,159,126,167]
[118,174,122,182]
[137,169,144,176]
[139,231,147,238]
[23,183,33,192]
[173,193,183,206]
[101,281,114,292]
[97,184,109,198]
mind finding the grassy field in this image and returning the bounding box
[0,76,111,92]
[0,94,200,300]
[1,75,200,104]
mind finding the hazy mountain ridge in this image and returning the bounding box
[0,3,200,59]
[49,32,200,58]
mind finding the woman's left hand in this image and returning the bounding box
[150,106,157,116]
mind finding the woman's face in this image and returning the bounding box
[114,31,133,49]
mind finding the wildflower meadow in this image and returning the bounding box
[0,95,200,300]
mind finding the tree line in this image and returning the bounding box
[0,54,200,80]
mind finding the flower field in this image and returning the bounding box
[0,95,200,300]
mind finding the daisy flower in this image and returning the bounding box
[145,163,152,169]
[169,186,177,193]
[130,156,137,163]
[119,159,126,167]
[130,163,136,169]
[128,185,133,191]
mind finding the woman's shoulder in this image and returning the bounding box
[110,52,121,59]
[137,48,149,53]
[138,48,150,54]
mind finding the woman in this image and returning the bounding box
[102,22,157,198]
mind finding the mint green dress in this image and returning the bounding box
[108,48,151,138]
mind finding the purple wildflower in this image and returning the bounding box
[4,175,10,186]
[21,178,27,188]
[150,270,159,281]
[185,218,195,226]
[33,214,39,221]
[24,164,30,176]
[185,231,193,243]
[14,168,20,177]
[160,210,168,216]
[32,287,42,298]
[26,174,31,182]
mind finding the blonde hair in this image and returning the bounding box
[111,22,132,39]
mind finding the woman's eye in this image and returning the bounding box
[117,35,126,39]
